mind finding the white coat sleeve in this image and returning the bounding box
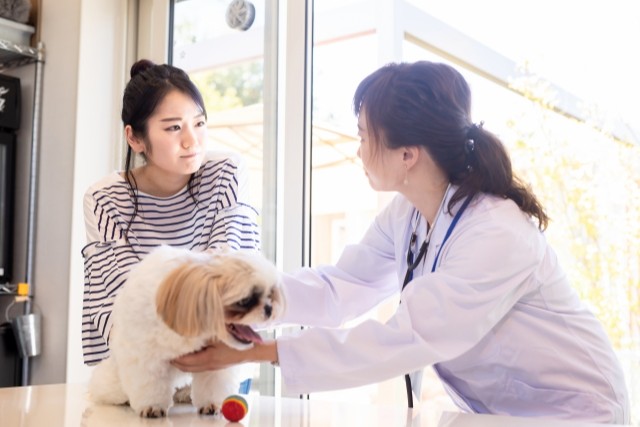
[277,202,543,393]
[277,199,402,328]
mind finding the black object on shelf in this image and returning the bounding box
[0,73,20,284]
[0,131,15,283]
[0,322,21,387]
[0,73,20,130]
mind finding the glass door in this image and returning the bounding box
[170,0,278,395]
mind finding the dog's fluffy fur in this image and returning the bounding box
[88,245,284,417]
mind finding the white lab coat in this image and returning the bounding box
[276,187,630,423]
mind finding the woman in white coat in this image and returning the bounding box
[173,61,630,423]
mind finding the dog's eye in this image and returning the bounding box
[236,295,258,309]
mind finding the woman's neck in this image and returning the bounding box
[412,181,450,226]
[402,151,450,225]
[403,167,449,225]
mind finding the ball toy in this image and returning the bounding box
[221,395,248,422]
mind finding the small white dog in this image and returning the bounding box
[89,245,284,418]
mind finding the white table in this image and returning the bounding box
[0,383,627,426]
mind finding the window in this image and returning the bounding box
[171,0,274,241]
[171,0,279,394]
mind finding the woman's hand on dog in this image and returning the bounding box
[171,340,279,372]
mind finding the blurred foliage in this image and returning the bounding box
[506,68,640,350]
[191,62,263,113]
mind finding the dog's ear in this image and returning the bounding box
[156,261,226,337]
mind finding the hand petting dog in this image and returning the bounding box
[172,339,279,372]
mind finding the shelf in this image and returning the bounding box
[0,16,38,69]
[0,38,40,70]
[0,17,43,385]
[0,284,17,297]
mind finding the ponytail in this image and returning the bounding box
[450,124,549,230]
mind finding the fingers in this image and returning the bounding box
[170,359,190,372]
[170,359,196,372]
[171,342,245,373]
[171,348,213,372]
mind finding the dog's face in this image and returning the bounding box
[154,249,284,349]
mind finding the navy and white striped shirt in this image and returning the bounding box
[81,152,260,365]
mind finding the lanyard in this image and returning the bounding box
[402,194,473,290]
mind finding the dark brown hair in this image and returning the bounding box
[353,61,548,230]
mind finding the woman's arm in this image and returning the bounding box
[81,179,136,365]
[276,197,406,328]
[205,153,261,251]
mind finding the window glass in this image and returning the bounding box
[406,34,640,420]
[406,0,640,129]
[172,0,268,218]
[171,0,274,394]
[310,5,407,404]
[311,33,381,267]
[311,1,640,419]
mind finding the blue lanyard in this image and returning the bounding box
[430,195,473,272]
[402,195,473,290]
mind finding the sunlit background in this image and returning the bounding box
[171,0,639,423]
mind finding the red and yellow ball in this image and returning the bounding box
[221,395,248,422]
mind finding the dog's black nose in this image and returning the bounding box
[264,304,272,318]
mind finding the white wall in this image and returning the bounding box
[64,0,131,385]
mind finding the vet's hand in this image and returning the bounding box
[172,341,279,372]
[171,342,242,372]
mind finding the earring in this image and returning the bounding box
[403,165,409,186]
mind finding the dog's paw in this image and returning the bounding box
[139,406,167,418]
[198,403,219,416]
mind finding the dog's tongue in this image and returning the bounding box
[229,324,263,344]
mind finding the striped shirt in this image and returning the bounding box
[81,152,260,365]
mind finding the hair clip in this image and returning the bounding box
[465,139,475,153]
[466,121,484,140]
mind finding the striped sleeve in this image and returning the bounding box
[211,203,261,250]
[206,155,260,251]
[81,242,136,364]
[81,187,136,365]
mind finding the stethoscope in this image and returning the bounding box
[400,190,473,408]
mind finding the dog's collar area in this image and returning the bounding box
[227,323,263,344]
